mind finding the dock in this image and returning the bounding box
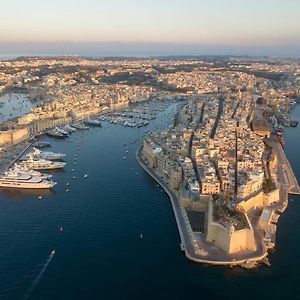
[269,136,300,195]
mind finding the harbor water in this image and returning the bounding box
[0,103,299,299]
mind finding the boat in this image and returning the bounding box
[71,122,89,130]
[47,129,65,139]
[84,118,102,127]
[51,250,56,256]
[27,148,66,161]
[32,141,51,148]
[290,120,298,127]
[0,173,56,189]
[8,164,52,180]
[63,125,77,133]
[19,158,66,170]
[55,127,69,136]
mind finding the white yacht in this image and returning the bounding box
[26,148,66,161]
[8,164,53,180]
[64,125,77,133]
[19,158,66,170]
[71,122,89,130]
[0,173,56,189]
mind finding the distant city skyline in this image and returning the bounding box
[1,0,300,57]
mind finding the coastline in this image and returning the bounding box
[136,146,270,266]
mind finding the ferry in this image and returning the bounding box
[19,158,66,170]
[27,148,66,161]
[0,173,56,189]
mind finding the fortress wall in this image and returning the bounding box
[0,128,29,146]
[206,201,231,252]
[237,191,264,213]
[206,200,256,254]
[11,128,29,144]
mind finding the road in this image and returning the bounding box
[268,135,300,195]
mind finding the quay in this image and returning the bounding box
[0,140,32,173]
[269,136,300,196]
[136,146,269,266]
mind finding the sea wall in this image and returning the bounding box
[0,128,29,146]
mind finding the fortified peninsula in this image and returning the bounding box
[0,56,299,268]
[138,90,300,267]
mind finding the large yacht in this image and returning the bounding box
[71,122,89,130]
[19,157,66,170]
[0,173,56,189]
[8,164,53,180]
[63,125,77,133]
[47,129,65,138]
[26,148,66,161]
[84,118,102,127]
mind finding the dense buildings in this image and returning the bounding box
[1,56,300,266]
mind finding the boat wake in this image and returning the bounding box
[22,251,55,300]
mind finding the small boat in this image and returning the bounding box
[290,120,298,127]
[123,156,126,160]
[60,226,63,232]
[51,249,56,256]
[140,233,143,239]
[84,174,88,178]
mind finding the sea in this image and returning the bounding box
[0,101,299,299]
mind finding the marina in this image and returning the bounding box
[0,101,299,299]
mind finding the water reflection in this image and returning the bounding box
[0,188,54,200]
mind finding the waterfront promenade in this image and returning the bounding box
[271,136,300,196]
[136,146,268,266]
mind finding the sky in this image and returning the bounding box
[0,0,299,57]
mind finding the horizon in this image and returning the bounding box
[1,0,300,57]
[0,40,300,59]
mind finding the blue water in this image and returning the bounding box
[0,103,299,299]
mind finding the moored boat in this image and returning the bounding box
[84,118,102,127]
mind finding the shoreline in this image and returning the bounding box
[136,146,270,266]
